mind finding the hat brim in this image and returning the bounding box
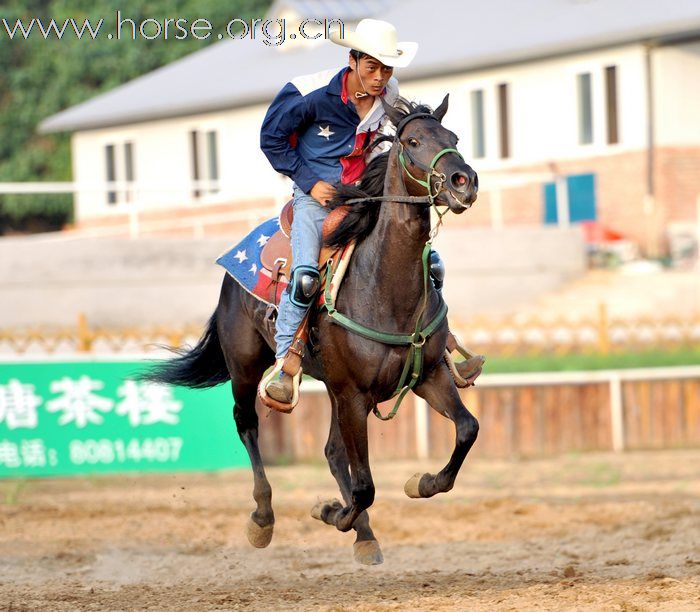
[330,32,417,68]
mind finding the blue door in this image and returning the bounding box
[544,173,597,224]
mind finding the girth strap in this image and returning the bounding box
[323,242,448,420]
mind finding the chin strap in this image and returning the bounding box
[354,71,370,99]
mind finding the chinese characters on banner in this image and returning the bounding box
[0,361,248,476]
[2,376,183,431]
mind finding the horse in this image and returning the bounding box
[143,95,480,565]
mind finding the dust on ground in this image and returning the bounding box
[514,267,700,320]
[1,450,699,611]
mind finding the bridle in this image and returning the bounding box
[323,111,469,421]
[394,112,464,208]
[344,112,465,213]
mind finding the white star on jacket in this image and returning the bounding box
[233,249,247,264]
[318,125,334,140]
[256,234,269,247]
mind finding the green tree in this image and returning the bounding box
[0,0,271,233]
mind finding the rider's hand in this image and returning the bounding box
[310,181,337,206]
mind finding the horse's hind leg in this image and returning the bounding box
[217,290,276,547]
[406,362,479,498]
[231,373,276,547]
[312,396,383,565]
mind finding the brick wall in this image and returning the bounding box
[73,197,277,238]
[457,147,700,254]
[656,147,700,223]
[71,147,700,252]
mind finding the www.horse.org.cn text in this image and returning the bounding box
[1,14,346,45]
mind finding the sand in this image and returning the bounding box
[1,449,699,610]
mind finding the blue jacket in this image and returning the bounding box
[260,67,399,193]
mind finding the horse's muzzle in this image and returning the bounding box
[445,168,478,211]
[446,188,477,212]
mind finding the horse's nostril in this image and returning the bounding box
[451,172,469,189]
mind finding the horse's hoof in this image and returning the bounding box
[310,498,342,522]
[246,515,274,548]
[353,539,384,566]
[404,472,428,498]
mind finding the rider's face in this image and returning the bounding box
[351,55,393,96]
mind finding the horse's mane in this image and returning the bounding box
[323,98,435,249]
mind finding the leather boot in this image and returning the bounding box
[455,353,485,381]
[265,371,295,404]
[446,330,485,387]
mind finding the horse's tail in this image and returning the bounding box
[140,311,230,388]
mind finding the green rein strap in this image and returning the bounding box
[323,242,448,421]
[323,141,463,421]
[321,144,461,421]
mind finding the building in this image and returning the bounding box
[40,0,700,254]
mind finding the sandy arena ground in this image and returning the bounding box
[1,450,699,611]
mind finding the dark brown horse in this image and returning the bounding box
[144,95,480,565]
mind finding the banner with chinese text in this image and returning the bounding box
[0,359,249,477]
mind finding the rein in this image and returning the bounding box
[323,114,463,421]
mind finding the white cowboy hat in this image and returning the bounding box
[329,19,418,68]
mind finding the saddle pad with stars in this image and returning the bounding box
[215,217,285,306]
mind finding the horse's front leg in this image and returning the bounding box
[405,362,479,498]
[312,394,383,565]
[315,391,375,533]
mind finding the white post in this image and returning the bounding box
[414,396,430,459]
[490,189,504,229]
[609,374,625,452]
[555,176,570,228]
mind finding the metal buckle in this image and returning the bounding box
[412,333,427,348]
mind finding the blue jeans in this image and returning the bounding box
[274,185,330,360]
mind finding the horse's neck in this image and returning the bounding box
[352,150,432,318]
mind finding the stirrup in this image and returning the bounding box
[258,359,302,413]
[444,332,485,388]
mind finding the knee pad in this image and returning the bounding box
[289,265,321,308]
[429,250,445,291]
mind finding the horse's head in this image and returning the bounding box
[381,95,478,213]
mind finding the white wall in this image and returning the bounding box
[73,40,700,220]
[653,40,700,146]
[72,104,289,219]
[400,44,649,172]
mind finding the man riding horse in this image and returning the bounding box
[260,18,483,406]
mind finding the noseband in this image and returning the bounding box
[394,113,463,207]
[344,113,464,210]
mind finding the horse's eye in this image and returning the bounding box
[407,138,419,147]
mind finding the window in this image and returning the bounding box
[577,72,593,144]
[190,130,201,198]
[206,130,219,192]
[124,141,135,202]
[605,65,619,144]
[104,142,135,205]
[497,83,510,158]
[470,89,485,158]
[105,144,116,205]
[190,129,220,198]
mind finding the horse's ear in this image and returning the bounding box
[381,98,404,127]
[432,94,449,122]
